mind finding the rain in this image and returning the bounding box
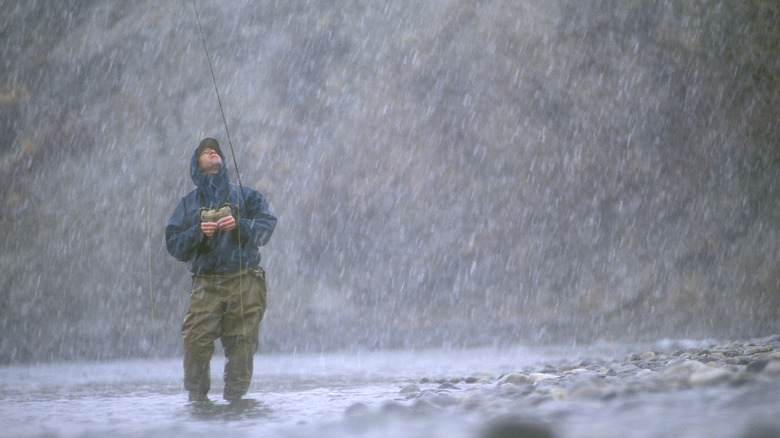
[0,1,778,437]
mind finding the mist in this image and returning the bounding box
[1,0,777,363]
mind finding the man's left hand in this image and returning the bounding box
[216,215,236,231]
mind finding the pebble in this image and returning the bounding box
[497,373,533,386]
[529,373,559,382]
[400,384,420,394]
[428,394,459,407]
[345,402,370,418]
[479,418,555,438]
[764,361,780,375]
[613,363,640,374]
[567,378,609,400]
[438,382,460,390]
[660,359,707,383]
[689,367,733,386]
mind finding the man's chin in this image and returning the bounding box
[204,164,223,175]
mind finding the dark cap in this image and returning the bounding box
[196,137,221,157]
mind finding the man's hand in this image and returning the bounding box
[217,215,236,231]
[201,222,219,237]
[201,216,235,236]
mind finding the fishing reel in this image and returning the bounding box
[199,203,236,223]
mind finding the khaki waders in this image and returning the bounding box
[181,268,267,401]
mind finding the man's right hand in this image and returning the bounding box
[201,222,219,237]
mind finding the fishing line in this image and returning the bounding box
[146,164,156,356]
[192,0,251,372]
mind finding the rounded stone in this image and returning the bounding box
[689,367,733,386]
[497,373,534,386]
[400,384,420,394]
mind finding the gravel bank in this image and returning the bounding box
[343,336,780,438]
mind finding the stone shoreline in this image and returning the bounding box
[345,335,780,437]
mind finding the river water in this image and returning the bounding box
[1,343,778,438]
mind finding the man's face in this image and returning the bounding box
[198,148,223,174]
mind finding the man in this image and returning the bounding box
[166,137,277,403]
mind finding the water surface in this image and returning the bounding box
[1,344,777,438]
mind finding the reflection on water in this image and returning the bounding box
[0,346,582,438]
[187,398,274,422]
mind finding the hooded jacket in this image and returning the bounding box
[165,147,277,274]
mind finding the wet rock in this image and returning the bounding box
[565,374,608,400]
[549,387,567,400]
[687,347,705,356]
[738,356,756,365]
[400,384,420,394]
[708,352,726,361]
[564,368,591,376]
[739,424,780,438]
[689,367,734,386]
[634,368,656,379]
[640,351,657,360]
[660,360,707,384]
[567,370,601,381]
[410,398,439,415]
[498,383,533,398]
[344,402,370,418]
[762,360,780,376]
[745,360,769,374]
[459,393,486,411]
[529,373,559,383]
[568,383,611,400]
[380,401,409,415]
[533,379,560,394]
[497,373,533,386]
[417,389,439,399]
[429,394,459,408]
[438,382,460,390]
[613,363,640,374]
[480,418,555,438]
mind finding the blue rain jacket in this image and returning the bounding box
[165,148,277,274]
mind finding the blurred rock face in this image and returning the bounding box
[0,0,777,362]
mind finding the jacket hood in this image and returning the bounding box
[190,146,230,207]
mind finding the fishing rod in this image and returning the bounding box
[191,0,251,367]
[191,0,247,205]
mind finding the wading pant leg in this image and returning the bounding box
[221,269,267,400]
[181,277,226,398]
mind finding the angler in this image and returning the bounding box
[166,138,277,402]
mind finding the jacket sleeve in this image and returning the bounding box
[165,197,204,262]
[237,189,277,247]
